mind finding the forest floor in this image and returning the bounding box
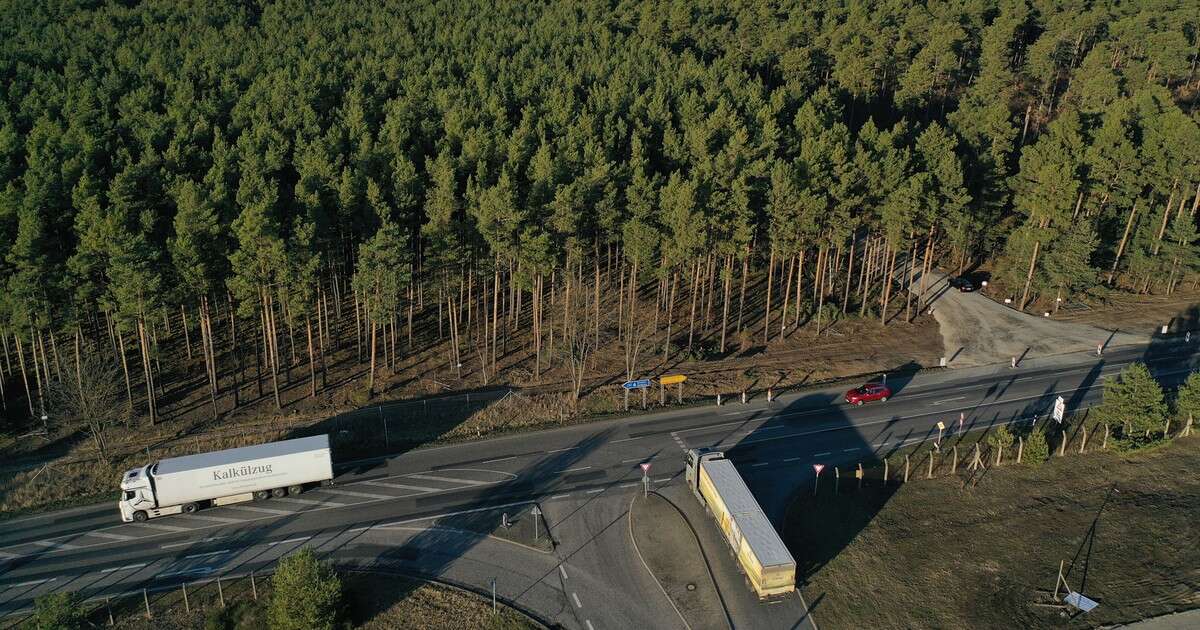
[784,435,1200,630]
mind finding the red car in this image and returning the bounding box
[845,383,891,405]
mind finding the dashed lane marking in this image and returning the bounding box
[100,563,146,573]
[555,466,592,474]
[843,447,860,452]
[161,536,226,549]
[585,488,604,494]
[406,473,491,486]
[654,477,671,483]
[572,592,583,608]
[546,447,577,454]
[783,457,802,462]
[586,621,595,630]
[362,481,441,493]
[324,489,397,500]
[33,540,80,550]
[751,462,769,467]
[481,456,516,464]
[132,522,191,532]
[86,531,136,541]
[814,451,831,457]
[272,497,349,508]
[222,505,293,516]
[182,514,242,524]
[7,578,56,588]
[267,537,312,547]
[549,494,571,500]
[560,565,568,580]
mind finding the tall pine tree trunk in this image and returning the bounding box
[1108,201,1138,285]
[720,255,732,353]
[16,334,34,417]
[763,250,775,343]
[780,255,795,340]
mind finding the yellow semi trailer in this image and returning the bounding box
[685,448,796,600]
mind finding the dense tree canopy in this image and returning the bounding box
[0,0,1198,422]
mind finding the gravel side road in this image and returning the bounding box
[914,270,1147,367]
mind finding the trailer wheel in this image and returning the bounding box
[182,502,198,514]
[287,485,304,496]
[132,510,148,523]
[271,488,287,499]
[253,490,270,501]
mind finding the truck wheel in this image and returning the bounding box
[287,485,304,496]
[253,490,270,501]
[881,396,888,402]
[133,510,148,523]
[182,502,198,514]
[271,488,286,499]
[856,400,864,406]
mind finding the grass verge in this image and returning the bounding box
[783,435,1200,629]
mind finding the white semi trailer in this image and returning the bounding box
[118,435,334,523]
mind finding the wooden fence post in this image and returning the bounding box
[927,451,934,479]
[1102,424,1109,450]
[951,445,958,474]
[217,576,225,608]
[106,597,114,626]
[904,454,910,483]
[1163,417,1170,438]
[996,443,1003,466]
[182,582,189,613]
[1017,436,1023,463]
[251,572,258,601]
[143,588,151,619]
[834,466,840,494]
[1058,432,1067,456]
[1079,426,1087,453]
[884,458,889,484]
[972,443,982,470]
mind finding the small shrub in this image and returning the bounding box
[987,424,1015,450]
[269,548,342,630]
[31,591,85,630]
[1022,429,1049,465]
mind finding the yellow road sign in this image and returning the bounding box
[659,374,687,386]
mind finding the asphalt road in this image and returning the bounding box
[1,338,1196,629]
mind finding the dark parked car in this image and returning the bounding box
[950,276,975,292]
[845,383,892,405]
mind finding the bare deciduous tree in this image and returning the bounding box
[48,350,124,464]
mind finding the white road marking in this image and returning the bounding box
[931,396,966,405]
[619,483,638,488]
[586,620,595,630]
[585,488,604,494]
[814,451,831,457]
[326,489,397,500]
[546,447,577,453]
[133,522,191,532]
[553,466,591,474]
[549,494,571,500]
[560,565,568,580]
[783,457,802,462]
[184,550,228,559]
[362,481,441,493]
[751,462,769,467]
[622,457,649,463]
[273,496,349,508]
[223,505,293,516]
[609,436,643,443]
[752,426,785,432]
[161,536,226,549]
[100,563,146,573]
[183,514,242,524]
[406,473,491,486]
[843,448,860,452]
[572,592,583,608]
[33,540,80,550]
[8,578,55,587]
[654,477,671,483]
[86,531,136,541]
[481,456,516,463]
[267,537,312,547]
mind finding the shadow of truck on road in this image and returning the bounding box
[668,384,889,629]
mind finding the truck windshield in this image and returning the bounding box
[123,491,135,500]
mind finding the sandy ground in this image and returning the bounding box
[914,271,1147,368]
[1114,609,1200,629]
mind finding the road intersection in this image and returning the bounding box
[1,338,1196,628]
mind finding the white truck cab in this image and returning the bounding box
[118,465,157,522]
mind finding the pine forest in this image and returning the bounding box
[1,0,1199,435]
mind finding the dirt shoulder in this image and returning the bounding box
[784,436,1200,629]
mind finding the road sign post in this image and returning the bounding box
[813,463,825,494]
[958,412,965,434]
[1053,396,1065,423]
[640,462,651,498]
[531,505,541,542]
[935,421,945,450]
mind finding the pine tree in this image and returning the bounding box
[1092,362,1167,449]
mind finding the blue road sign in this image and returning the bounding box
[623,379,651,390]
